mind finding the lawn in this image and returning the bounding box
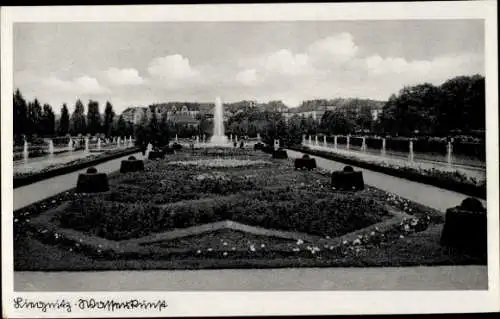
[13,147,485,270]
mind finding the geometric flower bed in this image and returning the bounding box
[14,148,484,270]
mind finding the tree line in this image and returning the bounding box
[14,73,485,146]
[13,89,133,143]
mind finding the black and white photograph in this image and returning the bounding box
[1,2,498,317]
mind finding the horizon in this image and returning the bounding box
[14,20,484,114]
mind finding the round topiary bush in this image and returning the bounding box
[343,166,354,172]
[460,197,485,212]
[302,154,310,159]
[120,157,145,173]
[148,150,164,160]
[294,156,317,170]
[441,197,486,257]
[272,148,288,159]
[172,143,182,150]
[87,167,98,174]
[76,168,109,193]
[331,168,364,191]
[254,142,264,150]
[163,146,175,155]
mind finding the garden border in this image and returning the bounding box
[13,147,140,188]
[25,200,411,265]
[288,145,486,199]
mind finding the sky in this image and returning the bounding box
[13,20,484,114]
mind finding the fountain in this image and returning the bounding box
[48,139,54,156]
[117,137,120,148]
[315,135,319,145]
[409,140,414,162]
[85,136,89,153]
[381,138,386,155]
[334,135,338,149]
[209,96,229,145]
[196,136,200,144]
[257,133,261,140]
[361,137,367,152]
[308,136,312,145]
[97,138,102,151]
[302,134,306,145]
[346,135,350,150]
[68,138,74,152]
[23,139,29,162]
[447,141,453,165]
[323,135,327,147]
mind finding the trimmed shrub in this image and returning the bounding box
[254,142,264,150]
[87,167,98,174]
[162,146,175,155]
[294,155,317,170]
[120,158,145,173]
[76,168,109,193]
[272,148,288,159]
[331,167,364,191]
[148,151,164,160]
[440,197,486,256]
[172,143,183,150]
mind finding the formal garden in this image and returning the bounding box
[13,146,486,271]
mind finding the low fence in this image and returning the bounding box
[14,136,135,162]
[302,135,485,166]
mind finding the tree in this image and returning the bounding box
[13,89,29,138]
[103,101,115,137]
[86,100,101,135]
[28,98,43,136]
[58,104,70,136]
[41,104,56,136]
[158,112,170,146]
[115,115,128,137]
[70,99,86,135]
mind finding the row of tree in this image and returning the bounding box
[13,89,134,142]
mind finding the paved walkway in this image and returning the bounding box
[287,149,486,212]
[13,151,143,211]
[15,266,487,291]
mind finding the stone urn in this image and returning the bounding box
[120,156,145,173]
[294,154,317,170]
[76,167,109,193]
[331,166,364,191]
[440,197,486,256]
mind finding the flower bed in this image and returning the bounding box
[13,147,140,188]
[291,145,486,199]
[15,148,481,271]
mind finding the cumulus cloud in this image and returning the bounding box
[236,68,258,86]
[44,75,110,94]
[147,54,202,87]
[307,32,359,65]
[104,67,144,86]
[233,32,483,101]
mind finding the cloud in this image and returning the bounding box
[44,75,110,94]
[147,54,202,87]
[307,32,359,65]
[233,32,483,101]
[104,67,144,86]
[236,68,258,86]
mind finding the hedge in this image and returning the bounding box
[289,145,486,199]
